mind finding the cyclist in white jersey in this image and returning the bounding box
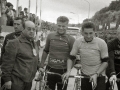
[69,22,109,90]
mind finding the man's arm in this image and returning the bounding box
[96,61,108,75]
[67,36,75,71]
[96,40,109,75]
[107,41,116,76]
[40,34,50,68]
[40,51,48,68]
[1,40,17,82]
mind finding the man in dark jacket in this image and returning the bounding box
[0,17,24,88]
[0,17,24,65]
[1,21,40,90]
[106,26,120,90]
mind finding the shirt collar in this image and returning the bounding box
[81,37,96,44]
[55,32,67,36]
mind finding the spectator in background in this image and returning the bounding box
[35,16,39,26]
[24,8,29,19]
[23,16,28,22]
[29,13,33,21]
[32,14,36,23]
[0,0,7,25]
[18,6,22,16]
[0,17,25,65]
[6,2,14,26]
[19,11,24,19]
[0,17,25,89]
[12,9,16,18]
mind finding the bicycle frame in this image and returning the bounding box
[39,70,65,90]
[69,64,89,90]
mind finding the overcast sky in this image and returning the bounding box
[8,0,114,24]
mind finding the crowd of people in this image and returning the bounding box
[0,1,120,90]
[0,0,40,26]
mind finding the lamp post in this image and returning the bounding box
[83,0,90,19]
[39,0,42,28]
[36,0,38,16]
[16,0,19,17]
[70,12,79,24]
[28,0,31,14]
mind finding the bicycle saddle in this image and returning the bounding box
[74,64,82,70]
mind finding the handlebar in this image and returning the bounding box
[69,75,90,79]
[46,71,62,77]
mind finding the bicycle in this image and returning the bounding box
[109,72,120,90]
[68,64,90,90]
[34,66,66,90]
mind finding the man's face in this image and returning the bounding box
[19,14,24,18]
[24,9,28,13]
[24,23,36,39]
[57,21,68,35]
[13,20,23,32]
[82,28,95,42]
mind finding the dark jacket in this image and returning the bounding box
[107,38,120,78]
[1,33,40,82]
[0,31,21,65]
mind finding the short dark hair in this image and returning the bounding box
[24,8,28,10]
[20,11,24,14]
[82,22,95,31]
[14,17,25,29]
[6,2,13,7]
[57,16,69,24]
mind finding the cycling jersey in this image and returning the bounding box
[70,37,108,75]
[44,32,75,69]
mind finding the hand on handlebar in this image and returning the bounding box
[62,71,71,83]
[89,74,98,90]
[109,75,117,84]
